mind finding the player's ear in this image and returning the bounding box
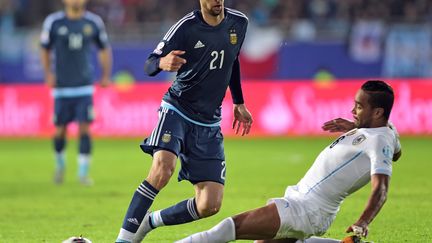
[373,107,384,119]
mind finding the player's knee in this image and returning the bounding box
[196,199,222,218]
[149,158,175,187]
[55,127,67,138]
[156,159,175,177]
[78,123,90,135]
[79,131,90,137]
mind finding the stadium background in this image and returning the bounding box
[1,0,432,242]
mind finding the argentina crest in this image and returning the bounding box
[162,132,172,143]
[230,29,237,45]
[83,24,93,36]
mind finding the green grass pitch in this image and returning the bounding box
[1,137,431,242]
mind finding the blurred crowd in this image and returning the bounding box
[1,0,432,40]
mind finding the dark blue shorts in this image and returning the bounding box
[140,107,226,185]
[54,96,94,126]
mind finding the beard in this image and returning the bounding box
[68,1,85,12]
[356,119,372,129]
[70,4,83,12]
[209,5,223,16]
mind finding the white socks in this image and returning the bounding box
[150,210,165,228]
[116,228,134,242]
[175,217,236,243]
[78,153,90,178]
[55,151,65,169]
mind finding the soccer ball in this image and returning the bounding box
[62,236,92,243]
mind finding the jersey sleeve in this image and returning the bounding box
[93,16,109,49]
[366,135,394,176]
[40,16,55,49]
[144,23,183,76]
[228,19,248,104]
[229,58,244,104]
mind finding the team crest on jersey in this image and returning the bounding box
[162,133,171,143]
[58,26,68,35]
[352,134,366,145]
[83,24,93,36]
[382,145,392,159]
[230,29,237,45]
[346,129,358,136]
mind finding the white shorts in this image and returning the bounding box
[268,186,336,240]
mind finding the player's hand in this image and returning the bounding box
[322,118,356,133]
[45,72,56,87]
[100,78,111,88]
[346,220,368,238]
[233,104,253,136]
[159,50,187,72]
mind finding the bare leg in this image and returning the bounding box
[233,203,281,240]
[175,203,290,243]
[194,181,224,218]
[146,150,177,190]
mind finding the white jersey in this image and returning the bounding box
[295,126,401,214]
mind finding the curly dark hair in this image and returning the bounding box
[361,80,394,119]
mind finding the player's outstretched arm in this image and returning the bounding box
[98,47,112,87]
[322,118,356,133]
[347,174,389,237]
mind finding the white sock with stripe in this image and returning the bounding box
[175,217,236,243]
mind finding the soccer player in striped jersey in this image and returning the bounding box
[40,0,112,185]
[176,81,402,243]
[116,0,252,242]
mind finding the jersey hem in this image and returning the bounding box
[52,85,94,98]
[161,101,221,127]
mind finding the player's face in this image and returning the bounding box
[63,0,87,11]
[200,0,224,16]
[352,89,374,128]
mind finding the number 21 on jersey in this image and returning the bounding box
[210,50,224,70]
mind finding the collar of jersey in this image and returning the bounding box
[194,9,228,29]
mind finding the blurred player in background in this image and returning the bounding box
[40,0,112,185]
[176,80,402,243]
[116,0,253,242]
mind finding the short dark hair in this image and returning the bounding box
[361,80,394,119]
